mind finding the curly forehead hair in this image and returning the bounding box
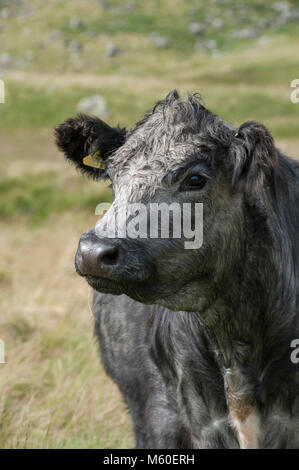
[126,90,235,149]
[55,89,278,200]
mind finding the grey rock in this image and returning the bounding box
[232,28,259,39]
[106,42,120,58]
[151,34,171,49]
[238,6,250,20]
[291,9,299,21]
[86,30,97,39]
[211,50,222,58]
[69,17,86,30]
[224,8,234,18]
[272,1,294,24]
[188,7,199,16]
[210,18,224,30]
[123,3,135,13]
[98,0,111,8]
[276,6,299,23]
[0,8,12,19]
[77,95,110,119]
[188,22,205,35]
[68,40,83,54]
[0,52,12,67]
[273,1,290,14]
[204,39,217,50]
[194,39,217,53]
[258,18,272,29]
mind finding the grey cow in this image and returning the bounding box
[55,91,299,448]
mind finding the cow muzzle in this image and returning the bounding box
[76,230,121,279]
[75,229,153,286]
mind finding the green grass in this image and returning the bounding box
[0,84,97,129]
[1,76,298,138]
[0,82,156,129]
[0,172,112,222]
[2,0,299,73]
[199,57,299,86]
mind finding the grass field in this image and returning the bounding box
[0,0,299,448]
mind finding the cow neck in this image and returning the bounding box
[197,204,298,448]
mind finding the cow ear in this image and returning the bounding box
[55,114,126,179]
[230,121,278,195]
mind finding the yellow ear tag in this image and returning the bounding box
[83,150,106,170]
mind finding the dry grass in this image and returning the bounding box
[0,214,134,448]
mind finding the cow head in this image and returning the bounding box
[55,91,277,312]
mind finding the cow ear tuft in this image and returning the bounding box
[54,114,126,179]
[230,121,278,195]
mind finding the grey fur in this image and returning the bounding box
[56,91,299,448]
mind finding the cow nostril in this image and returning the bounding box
[101,249,119,266]
[76,237,121,278]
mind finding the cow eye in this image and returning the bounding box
[181,174,207,191]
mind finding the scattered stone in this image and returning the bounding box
[204,39,217,50]
[46,30,62,43]
[123,3,135,13]
[69,17,86,30]
[77,95,110,119]
[272,1,293,24]
[194,39,217,53]
[0,52,12,67]
[106,42,120,58]
[292,10,299,21]
[188,22,205,35]
[211,50,222,58]
[98,0,111,8]
[210,18,224,30]
[86,30,97,39]
[188,7,199,17]
[273,1,290,15]
[259,35,270,46]
[66,40,83,54]
[232,28,259,40]
[238,6,250,20]
[151,34,171,49]
[0,8,12,19]
[258,18,272,29]
[223,8,234,18]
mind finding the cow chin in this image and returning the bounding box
[85,276,125,295]
[85,275,163,304]
[86,274,203,312]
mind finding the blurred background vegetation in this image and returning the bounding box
[0,0,298,448]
